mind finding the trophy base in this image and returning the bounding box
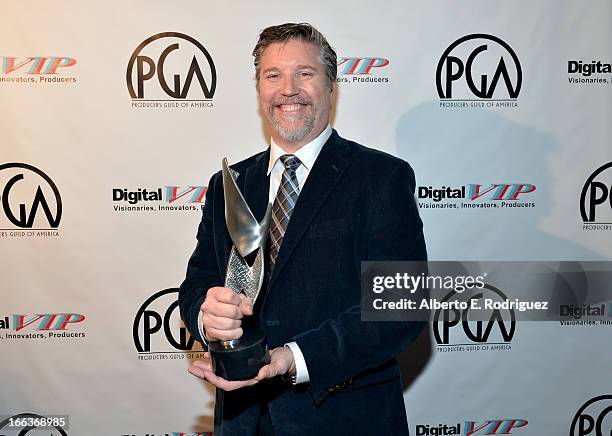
[208,327,271,381]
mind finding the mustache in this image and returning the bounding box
[272,97,312,106]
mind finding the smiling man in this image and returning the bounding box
[179,23,427,435]
[257,37,332,150]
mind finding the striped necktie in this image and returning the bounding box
[269,154,301,265]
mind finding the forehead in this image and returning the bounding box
[260,39,321,69]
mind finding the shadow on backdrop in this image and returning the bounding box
[396,101,607,392]
[395,101,606,261]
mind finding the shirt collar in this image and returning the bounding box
[267,125,332,175]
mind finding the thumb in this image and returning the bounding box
[256,349,290,380]
[257,361,280,380]
[238,294,253,316]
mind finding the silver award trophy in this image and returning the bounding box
[208,158,272,380]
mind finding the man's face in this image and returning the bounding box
[257,39,332,150]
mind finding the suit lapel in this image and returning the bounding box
[238,149,270,224]
[268,131,350,290]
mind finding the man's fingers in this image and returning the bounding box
[188,358,212,379]
[209,287,242,305]
[188,358,259,391]
[202,300,243,319]
[208,373,258,391]
[205,326,243,341]
[202,313,241,330]
[256,347,293,380]
[202,312,241,341]
[256,359,282,380]
[199,289,252,341]
[188,365,206,379]
[238,294,253,316]
[256,363,275,380]
[192,359,212,371]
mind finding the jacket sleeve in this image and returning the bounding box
[293,159,427,403]
[179,172,224,348]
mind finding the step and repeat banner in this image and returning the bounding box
[1,1,611,435]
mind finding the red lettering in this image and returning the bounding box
[12,314,45,331]
[53,313,85,330]
[1,57,36,74]
[468,184,499,200]
[361,58,389,74]
[504,184,536,200]
[37,314,60,330]
[190,187,207,203]
[491,184,511,200]
[27,58,48,75]
[465,420,492,435]
[484,420,504,434]
[499,419,528,433]
[337,57,363,75]
[167,186,197,203]
[43,57,77,74]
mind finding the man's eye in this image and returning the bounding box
[298,72,313,78]
[266,73,280,80]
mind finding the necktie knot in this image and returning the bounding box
[280,154,301,172]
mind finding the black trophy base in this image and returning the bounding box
[208,327,271,381]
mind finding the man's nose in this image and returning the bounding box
[280,75,299,96]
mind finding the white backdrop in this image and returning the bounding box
[1,1,611,435]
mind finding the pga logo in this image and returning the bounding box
[436,34,521,100]
[126,32,216,100]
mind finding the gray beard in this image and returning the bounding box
[270,111,315,143]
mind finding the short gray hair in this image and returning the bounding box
[252,23,337,90]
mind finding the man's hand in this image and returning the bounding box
[187,347,296,391]
[257,346,296,380]
[188,352,259,391]
[200,286,253,341]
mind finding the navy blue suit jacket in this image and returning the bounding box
[179,130,427,435]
